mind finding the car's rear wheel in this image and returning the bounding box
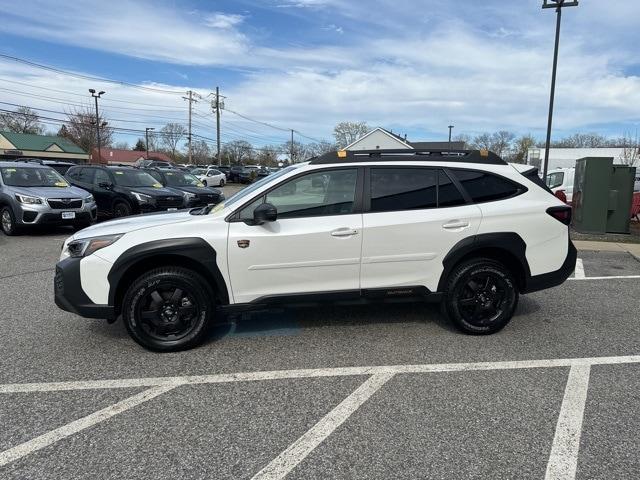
[122,267,215,351]
[1,206,19,236]
[443,258,518,334]
[113,201,131,218]
[219,179,225,187]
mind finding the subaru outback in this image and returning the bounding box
[55,149,576,351]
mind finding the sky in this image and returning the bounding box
[0,0,639,149]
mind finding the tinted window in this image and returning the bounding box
[110,169,159,187]
[94,169,111,185]
[370,168,437,212]
[438,170,467,207]
[76,167,95,184]
[239,168,357,220]
[450,169,522,203]
[0,166,68,187]
[66,167,80,180]
[147,170,163,182]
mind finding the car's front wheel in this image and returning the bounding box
[219,179,225,187]
[443,258,518,334]
[113,201,131,218]
[1,206,19,236]
[202,180,208,187]
[122,267,215,351]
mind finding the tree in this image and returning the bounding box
[512,134,536,164]
[221,140,253,165]
[0,107,44,134]
[133,139,146,151]
[470,131,516,158]
[160,122,187,159]
[58,107,113,154]
[192,140,211,165]
[453,134,471,149]
[306,140,338,157]
[333,121,369,149]
[256,145,280,166]
[618,132,640,167]
[282,140,313,163]
[551,133,609,148]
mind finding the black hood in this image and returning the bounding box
[172,185,222,196]
[131,186,183,199]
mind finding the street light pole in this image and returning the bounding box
[448,125,454,149]
[542,0,578,179]
[145,127,154,159]
[89,89,105,163]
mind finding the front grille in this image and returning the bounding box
[55,267,64,294]
[198,193,219,203]
[156,196,183,208]
[48,198,82,209]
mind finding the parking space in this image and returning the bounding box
[1,233,639,479]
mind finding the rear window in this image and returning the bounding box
[370,168,437,212]
[449,169,523,203]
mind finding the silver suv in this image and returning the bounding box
[0,161,97,235]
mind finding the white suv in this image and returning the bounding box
[55,149,576,351]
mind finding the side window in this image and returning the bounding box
[370,168,437,212]
[449,169,522,203]
[438,170,467,207]
[239,169,358,220]
[66,168,79,180]
[147,171,163,182]
[94,169,111,185]
[77,168,95,184]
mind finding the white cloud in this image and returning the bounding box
[203,12,246,29]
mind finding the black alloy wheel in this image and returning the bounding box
[113,201,131,218]
[444,258,518,334]
[122,267,214,351]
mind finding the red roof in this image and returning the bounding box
[91,148,172,164]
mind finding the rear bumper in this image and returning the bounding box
[54,257,114,320]
[523,239,577,293]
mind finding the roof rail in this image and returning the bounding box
[309,149,507,166]
[15,157,44,164]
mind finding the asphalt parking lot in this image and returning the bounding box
[1,209,640,479]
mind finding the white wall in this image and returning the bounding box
[527,147,627,170]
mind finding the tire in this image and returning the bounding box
[1,206,20,236]
[122,267,215,351]
[113,201,131,218]
[443,258,518,335]
[219,179,225,187]
[202,180,208,187]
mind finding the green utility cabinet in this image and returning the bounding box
[572,157,636,234]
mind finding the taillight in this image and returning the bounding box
[547,206,572,225]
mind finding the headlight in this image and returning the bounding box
[84,194,95,203]
[66,234,123,258]
[131,191,152,203]
[15,194,42,205]
[184,192,197,199]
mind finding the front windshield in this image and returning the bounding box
[0,166,69,187]
[111,169,160,187]
[211,164,300,213]
[164,171,202,187]
[192,168,206,175]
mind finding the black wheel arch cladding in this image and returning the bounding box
[108,237,230,312]
[438,232,531,293]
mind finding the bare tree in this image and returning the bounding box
[618,132,640,167]
[282,140,313,163]
[306,140,338,157]
[114,141,130,150]
[512,134,537,164]
[471,131,516,158]
[191,140,211,165]
[333,121,369,149]
[0,106,44,134]
[551,132,609,148]
[58,107,113,154]
[160,123,187,159]
[221,140,253,165]
[256,145,280,166]
[453,133,471,149]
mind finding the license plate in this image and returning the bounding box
[167,208,178,211]
[61,212,76,220]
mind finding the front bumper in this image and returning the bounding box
[18,201,97,226]
[54,257,115,320]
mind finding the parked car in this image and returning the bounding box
[216,165,231,177]
[143,168,224,207]
[192,167,226,187]
[56,148,575,351]
[0,161,96,235]
[65,165,184,218]
[135,159,175,169]
[546,168,575,203]
[228,166,246,183]
[13,157,77,176]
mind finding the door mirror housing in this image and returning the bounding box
[250,202,277,225]
[98,182,113,190]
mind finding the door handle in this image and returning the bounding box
[442,220,470,230]
[331,228,359,237]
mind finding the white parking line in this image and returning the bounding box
[569,275,640,281]
[0,385,175,468]
[573,258,585,279]
[545,365,591,480]
[251,373,394,480]
[1,355,639,394]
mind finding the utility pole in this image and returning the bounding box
[145,127,154,159]
[448,125,454,149]
[290,129,294,163]
[89,89,105,163]
[215,86,221,165]
[542,0,578,179]
[182,90,199,164]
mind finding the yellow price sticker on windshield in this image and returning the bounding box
[54,181,69,187]
[196,182,205,187]
[6,168,16,172]
[115,171,124,175]
[153,183,163,188]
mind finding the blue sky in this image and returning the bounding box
[0,0,639,149]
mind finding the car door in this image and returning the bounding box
[360,167,482,292]
[92,169,115,216]
[227,167,363,304]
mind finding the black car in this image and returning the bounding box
[65,165,185,218]
[143,168,224,207]
[215,165,231,177]
[228,166,246,183]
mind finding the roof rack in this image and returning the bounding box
[15,157,44,164]
[309,149,507,166]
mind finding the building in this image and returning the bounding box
[0,131,89,163]
[91,148,173,165]
[527,147,630,171]
[345,127,466,151]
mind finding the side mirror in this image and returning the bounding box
[98,182,113,190]
[252,202,277,225]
